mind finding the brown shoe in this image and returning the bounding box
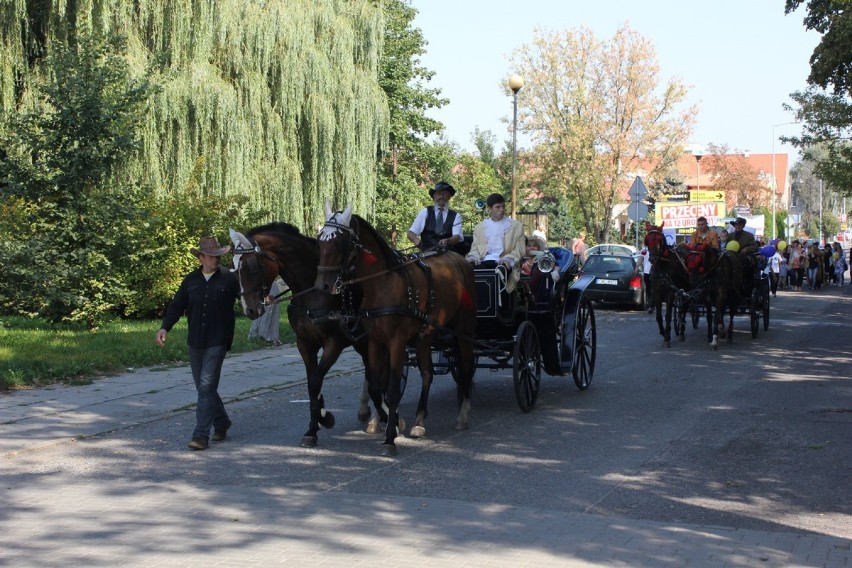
[187,437,209,450]
[212,422,231,442]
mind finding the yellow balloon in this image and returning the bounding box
[777,240,787,251]
[833,252,840,260]
[726,240,741,252]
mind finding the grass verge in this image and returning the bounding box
[0,311,294,391]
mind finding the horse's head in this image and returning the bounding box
[315,202,356,294]
[229,228,279,319]
[643,222,667,262]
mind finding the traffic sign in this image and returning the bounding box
[628,201,648,222]
[690,190,725,202]
[628,176,647,201]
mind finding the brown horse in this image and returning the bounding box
[685,243,742,350]
[314,203,477,457]
[644,223,690,346]
[229,224,388,448]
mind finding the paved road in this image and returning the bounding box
[1,284,851,567]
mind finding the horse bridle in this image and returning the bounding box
[233,240,278,303]
[317,214,374,294]
[646,229,689,273]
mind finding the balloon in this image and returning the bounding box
[760,245,777,258]
[777,240,787,251]
[726,240,741,252]
[770,238,780,246]
[833,252,840,260]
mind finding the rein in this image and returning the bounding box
[335,249,442,289]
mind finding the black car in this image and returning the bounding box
[579,253,646,310]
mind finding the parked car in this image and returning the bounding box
[578,253,646,310]
[585,243,638,258]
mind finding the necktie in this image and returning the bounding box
[436,208,444,230]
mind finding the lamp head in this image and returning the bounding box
[508,74,524,93]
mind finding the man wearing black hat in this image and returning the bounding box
[729,217,758,256]
[729,217,758,291]
[407,181,463,251]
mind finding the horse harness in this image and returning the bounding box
[318,214,442,337]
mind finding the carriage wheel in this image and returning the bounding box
[750,288,760,338]
[761,280,770,331]
[513,321,541,412]
[572,299,596,390]
[672,299,686,338]
[763,293,770,331]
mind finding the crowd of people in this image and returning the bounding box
[767,239,848,292]
[688,216,850,295]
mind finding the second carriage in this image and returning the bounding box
[672,252,771,340]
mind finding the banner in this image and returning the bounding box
[657,202,725,229]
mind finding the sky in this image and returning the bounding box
[411,0,820,163]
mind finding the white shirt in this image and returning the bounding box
[640,247,652,275]
[408,205,463,239]
[482,217,513,262]
[770,252,784,273]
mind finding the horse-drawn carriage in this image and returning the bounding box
[421,249,597,413]
[230,204,598,456]
[645,224,770,350]
[672,253,770,342]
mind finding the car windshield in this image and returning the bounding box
[587,244,635,257]
[583,255,634,273]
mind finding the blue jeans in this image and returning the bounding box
[808,267,818,288]
[188,345,231,440]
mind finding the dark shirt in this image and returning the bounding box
[730,230,757,255]
[160,266,240,350]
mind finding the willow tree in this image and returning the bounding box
[1,0,388,231]
[509,25,696,243]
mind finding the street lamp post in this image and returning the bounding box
[772,121,800,240]
[508,74,524,219]
[693,151,703,191]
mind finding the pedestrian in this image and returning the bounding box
[571,230,588,264]
[806,243,822,290]
[768,248,785,297]
[639,245,654,313]
[833,243,847,286]
[720,229,729,250]
[788,240,804,291]
[155,235,241,451]
[248,276,286,346]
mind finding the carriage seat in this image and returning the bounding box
[473,264,515,323]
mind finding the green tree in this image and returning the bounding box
[374,0,453,239]
[0,34,153,326]
[509,24,696,243]
[784,0,852,197]
[1,0,388,230]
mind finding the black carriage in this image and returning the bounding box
[417,249,597,412]
[672,252,771,339]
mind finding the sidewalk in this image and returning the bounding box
[0,346,366,457]
[2,321,851,567]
